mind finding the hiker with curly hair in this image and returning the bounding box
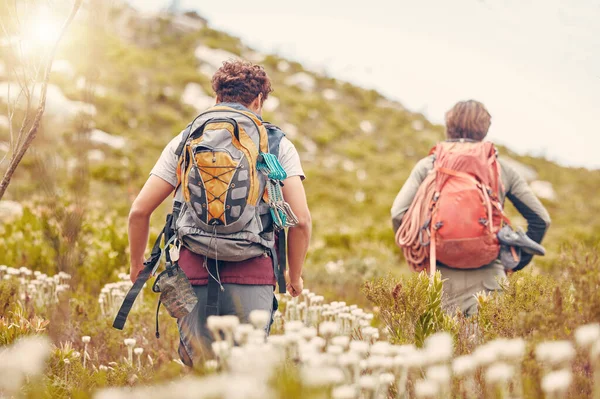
[391,100,550,316]
[127,60,311,366]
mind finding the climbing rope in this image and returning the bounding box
[395,171,437,272]
[257,152,299,229]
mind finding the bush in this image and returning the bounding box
[363,271,457,346]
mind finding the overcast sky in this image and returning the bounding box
[129,0,600,169]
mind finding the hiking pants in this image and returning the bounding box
[438,261,506,317]
[177,284,275,367]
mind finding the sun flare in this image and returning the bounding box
[23,6,63,50]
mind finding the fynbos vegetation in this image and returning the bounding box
[1,2,599,399]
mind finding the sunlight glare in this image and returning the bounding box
[23,5,63,51]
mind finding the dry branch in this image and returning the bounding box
[0,0,83,200]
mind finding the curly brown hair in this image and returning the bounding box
[445,100,492,141]
[211,60,273,107]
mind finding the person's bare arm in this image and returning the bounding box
[128,176,175,282]
[282,176,311,297]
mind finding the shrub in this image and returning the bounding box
[363,271,457,346]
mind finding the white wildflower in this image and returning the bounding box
[221,315,240,332]
[392,344,417,357]
[371,341,393,356]
[300,327,318,341]
[0,335,52,393]
[207,315,225,336]
[541,369,572,394]
[124,338,136,366]
[366,355,386,371]
[285,320,305,334]
[485,362,514,384]
[249,310,270,330]
[380,372,395,385]
[212,341,230,359]
[309,336,327,351]
[414,379,439,398]
[319,321,338,338]
[405,351,427,369]
[349,341,370,357]
[575,323,600,350]
[424,332,453,364]
[267,335,289,350]
[473,343,498,367]
[452,355,477,376]
[82,336,91,344]
[134,348,144,370]
[358,375,377,391]
[332,385,358,399]
[535,341,575,366]
[426,365,451,386]
[498,338,526,361]
[338,352,361,368]
[327,345,344,356]
[331,335,350,350]
[302,366,345,387]
[234,324,254,345]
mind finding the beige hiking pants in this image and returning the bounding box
[438,261,507,317]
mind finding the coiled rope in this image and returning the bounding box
[395,171,436,273]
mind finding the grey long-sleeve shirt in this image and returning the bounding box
[391,154,551,271]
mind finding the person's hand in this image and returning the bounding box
[130,259,144,283]
[285,271,303,297]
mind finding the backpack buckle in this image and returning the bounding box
[169,240,181,262]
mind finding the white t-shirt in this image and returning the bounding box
[150,130,305,187]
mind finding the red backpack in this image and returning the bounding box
[396,141,510,275]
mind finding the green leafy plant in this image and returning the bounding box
[414,271,457,347]
[363,270,457,346]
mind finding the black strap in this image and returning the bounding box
[205,258,220,317]
[273,229,287,294]
[113,228,165,330]
[113,263,154,330]
[155,299,162,338]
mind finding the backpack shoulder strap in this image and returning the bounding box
[263,122,286,157]
[175,124,193,157]
[262,122,288,294]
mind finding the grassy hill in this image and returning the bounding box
[1,3,599,302]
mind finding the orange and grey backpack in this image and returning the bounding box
[113,105,297,331]
[396,140,512,276]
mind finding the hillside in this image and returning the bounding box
[1,3,599,301]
